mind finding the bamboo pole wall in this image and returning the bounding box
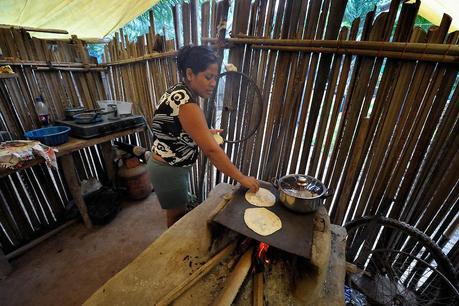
[102,0,457,267]
[101,1,458,270]
[201,0,456,269]
[0,29,112,253]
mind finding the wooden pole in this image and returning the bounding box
[60,155,92,229]
[105,50,177,66]
[252,45,459,63]
[34,67,106,72]
[202,36,459,57]
[212,247,254,306]
[0,24,69,34]
[253,271,264,306]
[155,242,237,306]
[0,59,99,68]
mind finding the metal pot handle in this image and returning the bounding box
[270,177,279,188]
[321,187,334,199]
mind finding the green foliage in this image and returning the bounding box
[87,44,105,62]
[342,0,383,28]
[87,0,184,62]
[121,0,183,41]
[414,15,433,32]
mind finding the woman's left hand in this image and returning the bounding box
[210,129,224,135]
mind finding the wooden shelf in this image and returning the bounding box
[0,73,18,79]
[0,125,145,178]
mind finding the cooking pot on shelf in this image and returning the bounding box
[71,107,118,124]
[64,106,87,120]
[272,174,333,213]
[73,112,103,124]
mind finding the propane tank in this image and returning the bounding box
[117,157,152,200]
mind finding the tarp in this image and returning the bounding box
[0,0,158,40]
[1,1,458,39]
[410,0,458,32]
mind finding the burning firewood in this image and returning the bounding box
[155,242,237,306]
[212,247,254,306]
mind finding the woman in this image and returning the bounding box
[148,45,260,227]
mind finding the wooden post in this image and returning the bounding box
[212,247,253,306]
[155,242,237,306]
[253,271,264,306]
[100,141,115,185]
[60,154,92,229]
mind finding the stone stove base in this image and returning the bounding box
[84,183,346,306]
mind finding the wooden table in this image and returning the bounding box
[0,126,145,229]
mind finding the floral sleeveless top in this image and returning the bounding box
[151,83,198,167]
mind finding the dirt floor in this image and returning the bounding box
[0,193,166,306]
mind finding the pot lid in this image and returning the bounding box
[278,174,326,199]
[65,106,86,111]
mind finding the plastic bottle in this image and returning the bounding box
[35,95,50,127]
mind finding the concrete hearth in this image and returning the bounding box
[84,183,346,305]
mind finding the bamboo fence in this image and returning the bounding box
[104,1,458,273]
[0,28,140,253]
[0,0,457,273]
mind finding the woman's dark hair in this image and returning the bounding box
[177,45,218,78]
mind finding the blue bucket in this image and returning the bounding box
[24,126,71,146]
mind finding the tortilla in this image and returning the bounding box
[244,208,282,236]
[213,133,224,145]
[245,188,276,207]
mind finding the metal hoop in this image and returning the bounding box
[210,70,264,144]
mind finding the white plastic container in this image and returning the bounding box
[97,100,132,115]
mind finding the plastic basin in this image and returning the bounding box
[24,126,71,146]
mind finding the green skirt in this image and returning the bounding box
[147,158,191,210]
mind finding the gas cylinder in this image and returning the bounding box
[117,157,152,200]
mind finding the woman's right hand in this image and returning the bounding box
[238,176,260,193]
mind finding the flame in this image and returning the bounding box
[257,242,270,264]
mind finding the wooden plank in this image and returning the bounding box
[190,0,199,45]
[0,77,28,133]
[311,28,348,178]
[318,20,359,182]
[338,7,420,221]
[257,0,291,180]
[172,5,181,49]
[213,247,253,306]
[0,29,13,57]
[182,2,191,46]
[286,0,324,175]
[60,154,92,229]
[201,1,210,45]
[4,29,19,59]
[0,178,36,238]
[0,185,24,244]
[260,2,304,177]
[0,24,68,34]
[156,242,237,306]
[356,13,451,218]
[241,0,270,176]
[232,1,260,173]
[210,0,217,38]
[12,29,29,60]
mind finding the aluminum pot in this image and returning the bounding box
[64,106,86,120]
[272,174,333,213]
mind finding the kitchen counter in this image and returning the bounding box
[0,126,145,228]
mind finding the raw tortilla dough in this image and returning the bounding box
[244,208,282,236]
[213,133,224,145]
[245,188,276,207]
